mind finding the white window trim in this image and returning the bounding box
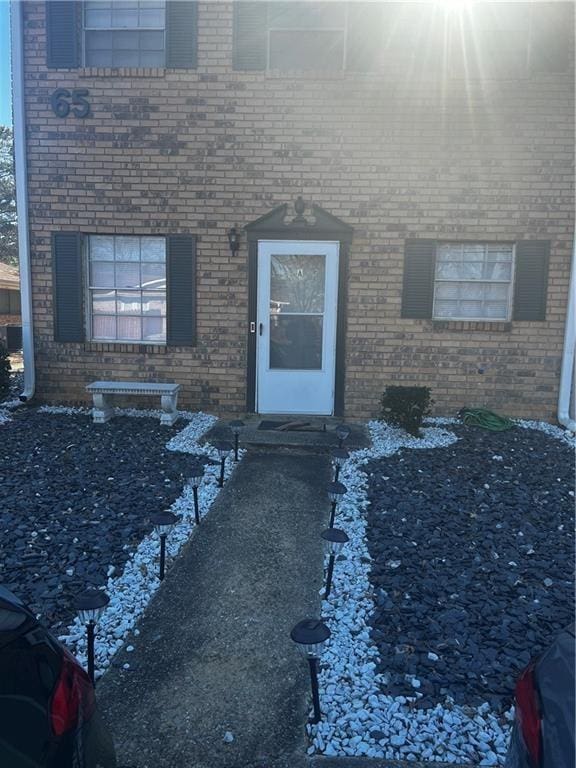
[84,236,167,346]
[432,242,516,323]
[82,2,167,68]
[265,3,349,71]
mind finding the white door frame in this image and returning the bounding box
[255,240,340,415]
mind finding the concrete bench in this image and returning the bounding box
[86,381,181,426]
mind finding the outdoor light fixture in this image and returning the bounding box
[214,441,233,487]
[189,461,204,525]
[76,588,110,685]
[229,420,245,461]
[290,618,331,724]
[320,528,349,599]
[330,447,349,482]
[335,424,351,448]
[327,480,347,528]
[227,224,240,255]
[151,510,178,581]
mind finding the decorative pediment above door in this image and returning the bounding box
[245,196,354,240]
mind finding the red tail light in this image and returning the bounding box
[50,651,96,737]
[515,662,542,768]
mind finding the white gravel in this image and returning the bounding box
[309,419,559,765]
[309,416,572,763]
[55,410,239,678]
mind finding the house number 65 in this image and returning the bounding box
[50,88,91,119]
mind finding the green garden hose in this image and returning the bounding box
[458,407,515,431]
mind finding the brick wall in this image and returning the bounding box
[22,2,575,420]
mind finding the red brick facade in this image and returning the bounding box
[21,1,575,420]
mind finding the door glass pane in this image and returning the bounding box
[270,254,325,313]
[269,316,323,370]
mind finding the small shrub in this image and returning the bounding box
[379,385,433,438]
[0,342,10,397]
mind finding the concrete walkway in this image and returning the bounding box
[98,449,330,768]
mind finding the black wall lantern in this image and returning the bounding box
[227,224,240,255]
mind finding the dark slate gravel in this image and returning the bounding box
[0,410,201,631]
[365,424,574,712]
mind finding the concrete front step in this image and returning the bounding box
[204,415,370,452]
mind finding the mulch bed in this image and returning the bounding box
[0,410,196,631]
[365,424,574,712]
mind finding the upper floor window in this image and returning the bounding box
[46,1,198,70]
[84,1,166,67]
[267,2,346,71]
[234,1,382,72]
[233,1,573,77]
[433,244,514,321]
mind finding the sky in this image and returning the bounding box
[0,1,11,127]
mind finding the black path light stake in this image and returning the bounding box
[76,588,110,686]
[151,511,178,581]
[229,420,245,461]
[335,424,351,448]
[214,442,233,487]
[320,528,349,599]
[327,481,347,528]
[189,462,204,525]
[330,447,349,482]
[290,619,331,724]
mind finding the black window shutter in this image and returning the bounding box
[53,233,84,342]
[513,241,550,321]
[46,1,79,68]
[233,2,267,71]
[401,240,436,319]
[166,1,198,68]
[167,235,197,346]
[346,2,383,72]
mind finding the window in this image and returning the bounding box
[234,1,382,72]
[433,243,514,321]
[0,289,21,315]
[88,235,167,343]
[267,2,346,71]
[84,1,166,67]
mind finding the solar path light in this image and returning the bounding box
[229,420,244,461]
[335,423,351,448]
[290,619,331,724]
[151,511,178,581]
[76,588,110,685]
[214,442,233,487]
[330,447,349,482]
[327,481,347,528]
[189,461,204,525]
[320,528,349,599]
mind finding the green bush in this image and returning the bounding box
[379,385,433,438]
[0,342,11,397]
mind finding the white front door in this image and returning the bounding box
[256,240,339,415]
